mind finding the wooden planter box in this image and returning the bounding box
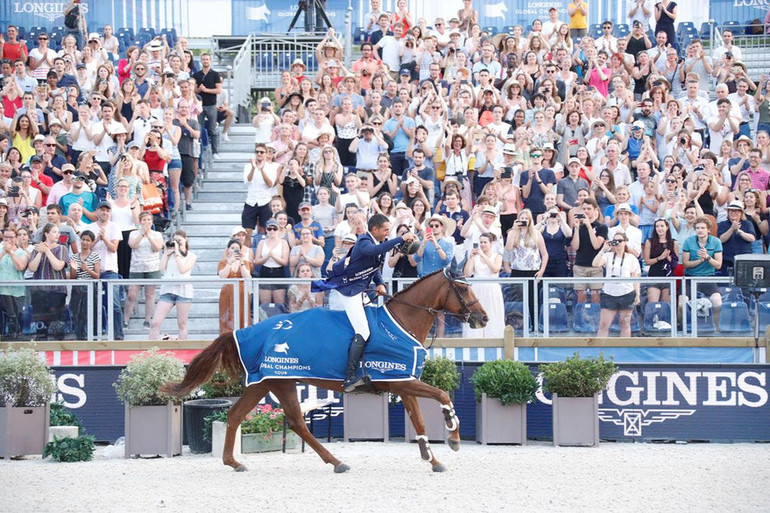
[0,404,50,459]
[552,393,600,447]
[48,426,79,442]
[241,431,300,453]
[211,420,240,459]
[343,392,389,442]
[124,403,183,458]
[475,393,527,445]
[404,396,446,443]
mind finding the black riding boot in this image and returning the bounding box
[343,334,371,393]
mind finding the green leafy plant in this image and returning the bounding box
[199,370,245,399]
[0,346,56,407]
[470,360,538,406]
[540,352,618,398]
[113,348,188,406]
[202,410,229,443]
[43,435,95,462]
[420,357,461,393]
[50,403,84,434]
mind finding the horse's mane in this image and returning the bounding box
[386,269,445,305]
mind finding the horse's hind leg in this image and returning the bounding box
[270,380,349,473]
[223,383,268,471]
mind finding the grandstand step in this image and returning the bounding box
[218,143,257,153]
[194,183,249,193]
[181,203,244,212]
[194,191,251,202]
[183,212,244,224]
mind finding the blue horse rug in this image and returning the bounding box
[233,306,427,386]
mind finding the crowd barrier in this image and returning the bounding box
[1,275,768,344]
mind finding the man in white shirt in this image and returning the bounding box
[727,78,756,139]
[608,203,643,257]
[90,101,124,173]
[542,7,566,45]
[707,84,742,122]
[595,21,619,54]
[242,143,280,244]
[432,18,451,50]
[91,201,124,340]
[336,173,370,213]
[712,29,742,62]
[708,98,740,152]
[46,163,75,206]
[13,60,38,94]
[679,80,710,134]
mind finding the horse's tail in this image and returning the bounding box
[160,332,243,397]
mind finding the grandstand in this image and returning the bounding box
[0,1,768,355]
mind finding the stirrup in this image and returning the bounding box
[344,374,378,394]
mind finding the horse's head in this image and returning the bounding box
[442,261,488,329]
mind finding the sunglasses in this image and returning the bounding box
[429,223,442,228]
[530,153,542,158]
[432,106,441,109]
[372,122,382,125]
[44,143,56,146]
[63,170,73,174]
[38,37,49,40]
[266,226,278,231]
[665,179,677,183]
[73,177,85,181]
[255,150,266,154]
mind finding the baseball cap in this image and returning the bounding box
[502,143,516,155]
[127,141,142,149]
[97,200,112,210]
[482,206,497,216]
[231,226,247,236]
[88,33,100,42]
[29,155,43,164]
[615,203,632,214]
[568,157,582,166]
[632,120,645,130]
[72,171,86,180]
[265,219,279,228]
[33,134,46,143]
[24,206,40,215]
[298,201,312,210]
[399,68,411,76]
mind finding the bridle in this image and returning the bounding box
[375,270,480,347]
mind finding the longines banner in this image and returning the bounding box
[1,1,765,39]
[52,363,769,443]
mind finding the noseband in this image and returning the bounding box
[441,272,480,325]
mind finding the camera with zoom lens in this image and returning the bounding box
[608,240,620,247]
[166,240,176,249]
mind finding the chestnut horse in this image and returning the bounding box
[161,267,488,472]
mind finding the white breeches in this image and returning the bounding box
[338,292,370,340]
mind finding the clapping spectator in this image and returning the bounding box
[69,230,100,340]
[0,227,28,338]
[28,222,69,320]
[592,232,642,337]
[123,212,163,330]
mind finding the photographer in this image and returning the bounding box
[123,212,163,330]
[504,209,548,329]
[349,123,386,174]
[149,231,197,340]
[592,232,641,337]
[217,238,252,334]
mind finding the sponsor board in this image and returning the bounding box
[51,363,769,443]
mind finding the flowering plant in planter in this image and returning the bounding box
[241,404,285,440]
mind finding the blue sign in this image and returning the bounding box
[52,362,770,443]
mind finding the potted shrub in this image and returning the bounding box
[113,348,187,458]
[540,352,618,447]
[0,347,55,459]
[404,357,460,443]
[43,434,95,462]
[49,403,83,442]
[239,404,299,453]
[471,360,538,445]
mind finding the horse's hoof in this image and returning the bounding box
[432,463,448,473]
[334,463,350,473]
[447,438,460,452]
[234,465,248,472]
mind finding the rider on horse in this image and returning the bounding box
[314,213,416,392]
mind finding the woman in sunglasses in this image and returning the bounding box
[254,219,290,307]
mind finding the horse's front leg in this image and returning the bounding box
[224,384,267,471]
[401,394,448,472]
[391,380,461,450]
[270,380,349,473]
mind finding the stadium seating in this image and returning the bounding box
[719,301,752,334]
[699,22,712,38]
[504,301,527,333]
[138,27,156,39]
[758,302,770,328]
[573,303,600,334]
[482,26,498,36]
[589,23,601,38]
[609,307,640,334]
[676,21,695,35]
[614,24,629,38]
[684,303,716,334]
[501,25,516,35]
[260,302,287,318]
[642,302,673,335]
[353,27,365,44]
[540,286,567,307]
[539,302,570,333]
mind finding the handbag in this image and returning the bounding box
[142,182,163,214]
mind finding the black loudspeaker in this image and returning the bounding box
[733,255,770,288]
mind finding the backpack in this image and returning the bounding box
[64,6,80,29]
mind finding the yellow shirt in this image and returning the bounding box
[569,2,588,30]
[12,133,35,163]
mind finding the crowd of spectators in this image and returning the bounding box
[235,0,770,337]
[0,16,226,339]
[3,0,770,339]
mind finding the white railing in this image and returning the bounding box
[232,33,254,114]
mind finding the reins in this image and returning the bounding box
[365,273,479,349]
